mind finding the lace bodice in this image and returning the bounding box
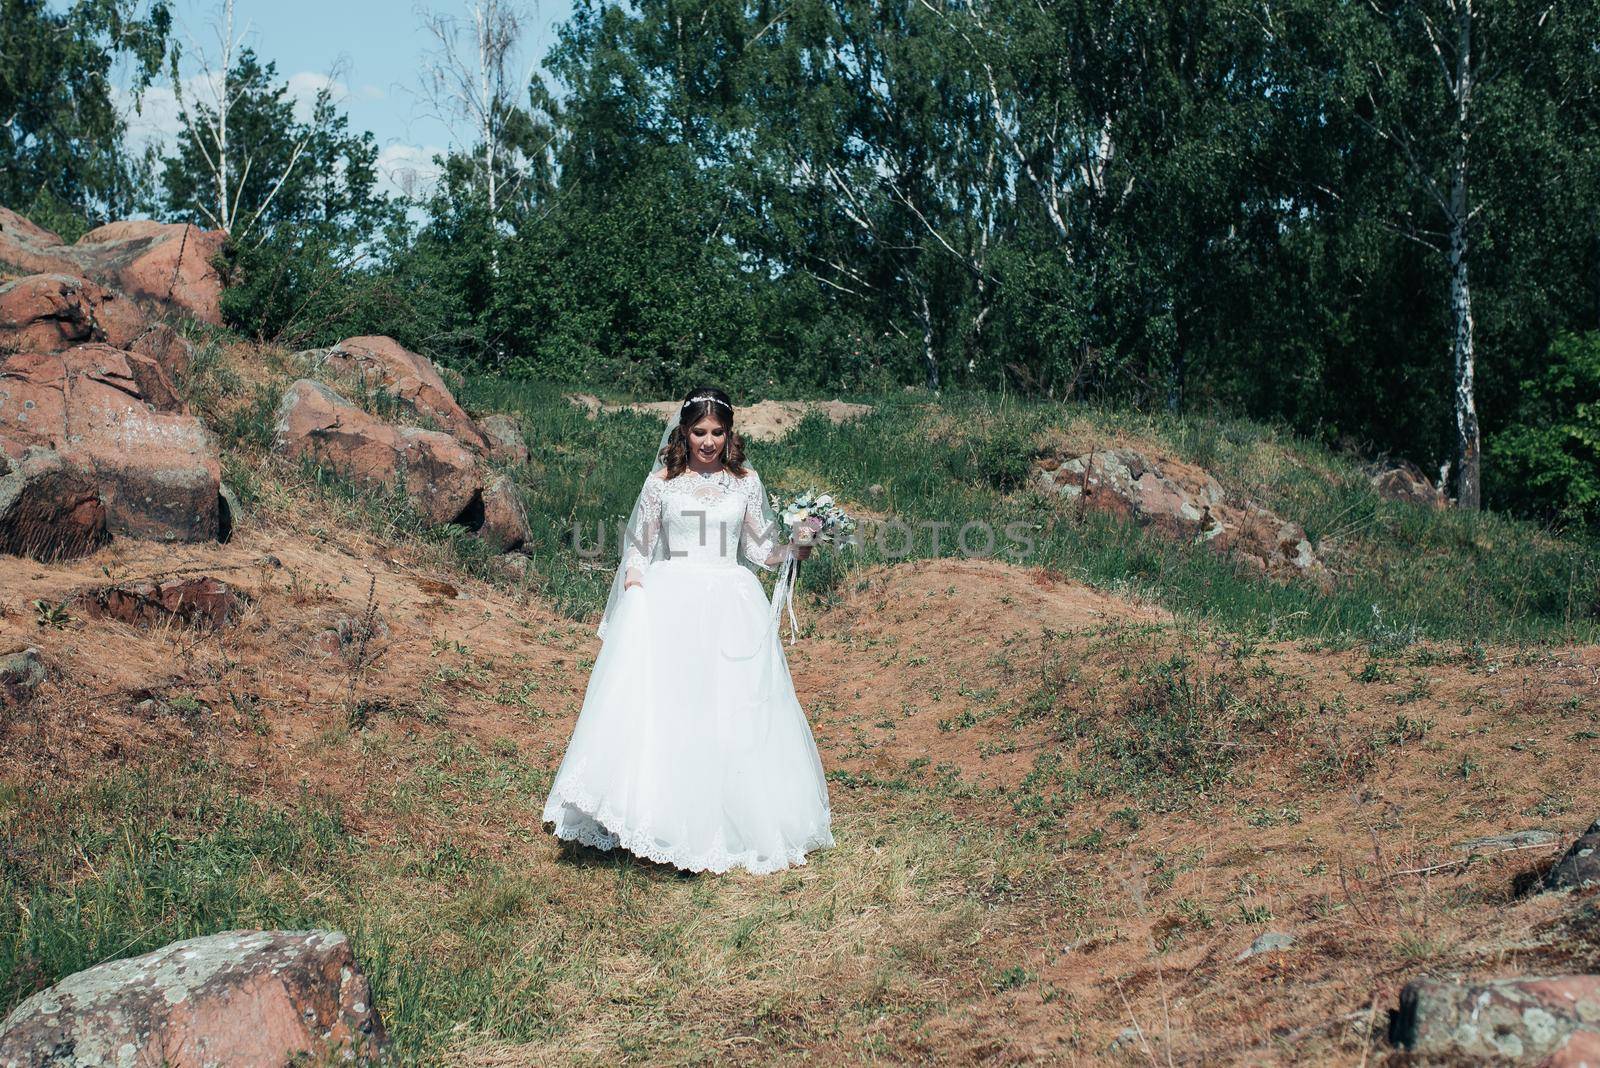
[623,466,779,579]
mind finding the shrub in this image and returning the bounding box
[1489,331,1600,529]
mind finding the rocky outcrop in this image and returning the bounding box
[1389,975,1600,1061]
[0,273,194,395]
[1544,819,1600,892]
[320,335,490,451]
[0,273,145,354]
[0,345,219,541]
[1031,446,1325,581]
[64,220,225,326]
[0,446,108,561]
[0,210,224,326]
[1370,459,1449,509]
[0,929,387,1066]
[479,412,529,465]
[274,378,481,526]
[0,207,80,275]
[75,576,248,630]
[127,321,193,385]
[274,379,537,552]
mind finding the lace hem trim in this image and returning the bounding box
[541,777,835,876]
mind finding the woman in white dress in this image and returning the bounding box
[540,387,835,874]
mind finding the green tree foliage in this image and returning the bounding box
[1490,332,1600,526]
[468,0,1598,515]
[0,0,171,238]
[157,48,391,341]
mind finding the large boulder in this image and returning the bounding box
[0,929,387,1067]
[274,378,481,526]
[0,208,224,326]
[0,274,145,354]
[0,208,79,275]
[479,475,531,552]
[0,446,108,561]
[1389,975,1600,1061]
[1032,446,1325,582]
[0,345,219,541]
[67,220,225,326]
[322,336,490,452]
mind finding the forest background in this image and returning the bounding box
[5,0,1600,527]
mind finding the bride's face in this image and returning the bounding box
[687,416,728,465]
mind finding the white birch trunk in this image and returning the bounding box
[1449,0,1480,510]
[477,3,500,277]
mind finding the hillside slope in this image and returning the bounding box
[5,519,1597,1062]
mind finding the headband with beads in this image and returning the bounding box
[682,394,733,412]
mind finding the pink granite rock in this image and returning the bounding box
[0,929,387,1067]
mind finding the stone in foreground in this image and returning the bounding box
[1545,820,1600,892]
[0,648,45,708]
[0,346,219,542]
[0,929,386,1067]
[1389,975,1600,1061]
[324,335,490,452]
[0,447,108,562]
[273,378,481,525]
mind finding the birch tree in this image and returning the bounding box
[418,0,546,275]
[165,0,318,244]
[1339,0,1599,509]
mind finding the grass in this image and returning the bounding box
[455,378,1600,646]
[0,745,1068,1064]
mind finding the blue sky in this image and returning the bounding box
[119,0,575,197]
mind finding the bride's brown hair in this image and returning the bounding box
[659,386,749,479]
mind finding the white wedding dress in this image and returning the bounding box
[541,465,835,875]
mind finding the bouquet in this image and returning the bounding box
[767,488,856,644]
[773,489,858,548]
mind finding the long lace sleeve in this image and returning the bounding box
[739,467,785,572]
[623,474,664,583]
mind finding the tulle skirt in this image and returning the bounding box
[541,558,835,874]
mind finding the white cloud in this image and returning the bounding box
[376,142,445,200]
[359,84,386,101]
[285,70,350,122]
[117,67,356,158]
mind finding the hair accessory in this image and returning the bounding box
[682,394,733,412]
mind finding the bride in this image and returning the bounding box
[540,387,835,874]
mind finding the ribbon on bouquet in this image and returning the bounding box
[768,551,802,646]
